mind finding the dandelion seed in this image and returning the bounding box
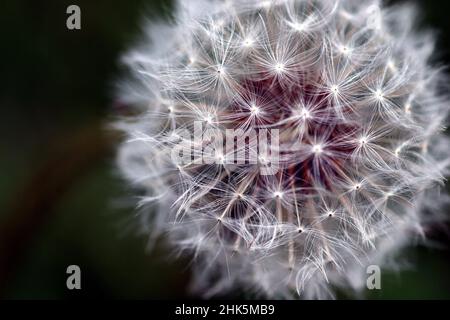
[274,63,285,74]
[292,22,306,32]
[250,104,260,116]
[374,89,385,101]
[387,59,397,73]
[188,56,196,64]
[242,37,254,47]
[216,65,225,74]
[261,1,272,9]
[273,191,284,199]
[353,183,362,191]
[404,103,412,114]
[300,108,311,120]
[330,85,340,95]
[312,144,323,155]
[340,46,351,56]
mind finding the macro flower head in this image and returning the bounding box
[116,0,450,299]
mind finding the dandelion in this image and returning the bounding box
[116,0,450,299]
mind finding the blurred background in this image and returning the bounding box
[0,0,449,299]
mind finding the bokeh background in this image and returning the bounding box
[1,0,449,299]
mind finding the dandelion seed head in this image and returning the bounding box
[116,0,450,299]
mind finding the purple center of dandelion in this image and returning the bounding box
[226,73,359,194]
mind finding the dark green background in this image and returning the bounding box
[0,0,449,299]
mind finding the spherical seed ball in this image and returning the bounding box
[116,0,450,299]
